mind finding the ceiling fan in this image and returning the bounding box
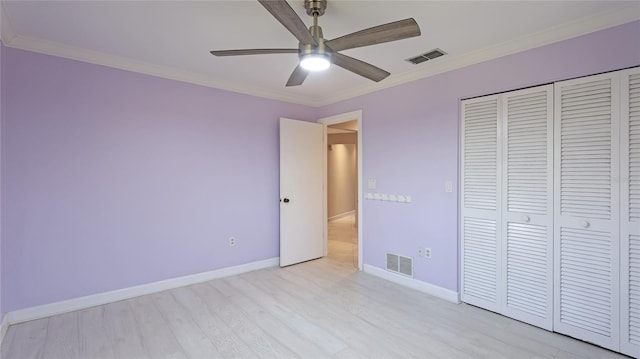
[210,0,421,87]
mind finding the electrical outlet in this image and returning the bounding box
[424,247,432,258]
[229,237,236,246]
[417,247,424,257]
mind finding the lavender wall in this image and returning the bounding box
[1,21,639,314]
[2,48,318,311]
[319,21,640,292]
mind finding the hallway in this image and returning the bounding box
[327,213,358,268]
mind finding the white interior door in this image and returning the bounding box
[501,85,554,330]
[279,118,324,267]
[461,86,553,330]
[553,72,620,351]
[620,67,640,358]
[460,95,503,312]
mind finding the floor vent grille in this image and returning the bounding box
[406,49,446,65]
[386,253,413,277]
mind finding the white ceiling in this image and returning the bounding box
[1,1,639,106]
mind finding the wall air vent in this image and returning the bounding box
[386,253,413,277]
[406,49,447,65]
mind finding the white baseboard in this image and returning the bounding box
[0,313,8,348]
[329,210,356,222]
[363,264,460,303]
[7,257,279,325]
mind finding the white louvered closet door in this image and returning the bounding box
[554,72,621,351]
[461,95,502,312]
[621,67,640,358]
[501,85,554,330]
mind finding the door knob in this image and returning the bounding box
[283,198,290,203]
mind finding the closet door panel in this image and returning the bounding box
[461,95,502,312]
[621,68,640,358]
[501,85,554,330]
[554,73,620,351]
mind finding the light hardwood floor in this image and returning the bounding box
[0,214,627,358]
[327,214,358,267]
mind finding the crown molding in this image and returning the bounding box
[315,4,640,106]
[4,34,322,107]
[1,4,638,107]
[0,1,17,45]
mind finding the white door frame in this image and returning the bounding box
[318,110,363,270]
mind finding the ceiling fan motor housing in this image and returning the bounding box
[305,0,327,16]
[299,40,331,59]
[300,25,331,59]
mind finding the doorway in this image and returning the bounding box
[318,110,363,269]
[327,121,358,267]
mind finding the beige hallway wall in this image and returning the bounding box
[327,133,357,219]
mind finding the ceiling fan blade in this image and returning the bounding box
[210,49,298,56]
[286,65,308,87]
[325,18,420,52]
[332,53,390,82]
[258,0,317,46]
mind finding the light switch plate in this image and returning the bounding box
[368,179,377,189]
[445,180,453,193]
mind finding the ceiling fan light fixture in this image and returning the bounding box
[210,0,422,86]
[300,53,331,71]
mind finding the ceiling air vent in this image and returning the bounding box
[406,49,446,65]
